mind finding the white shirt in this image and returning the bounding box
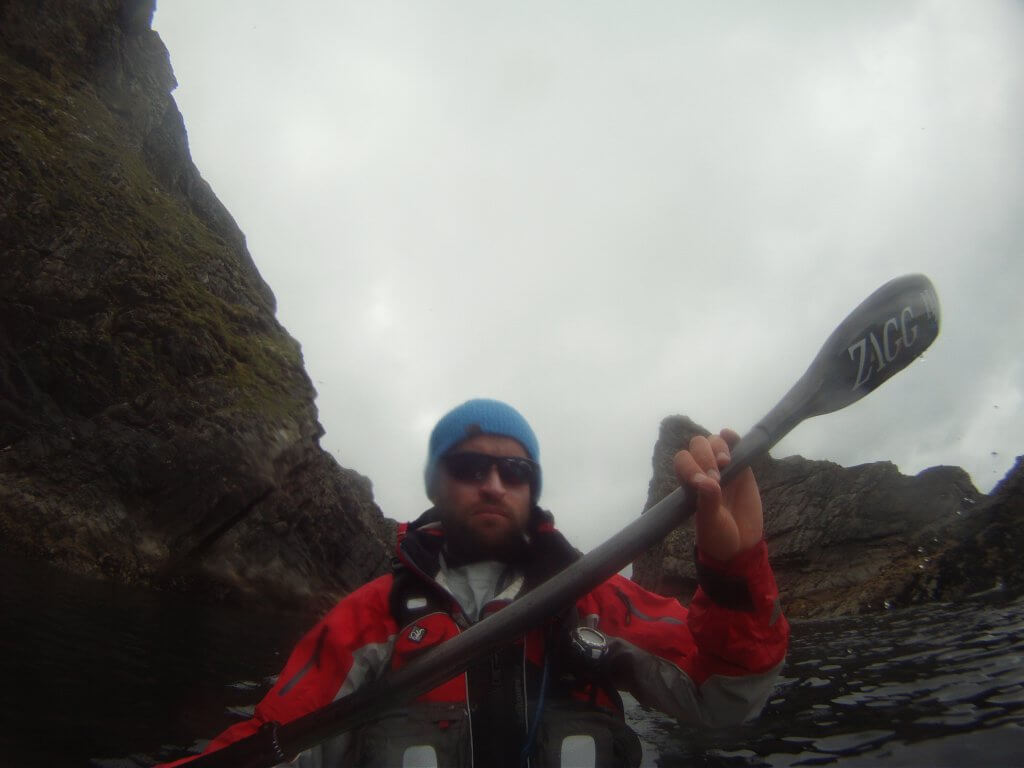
[436,556,524,623]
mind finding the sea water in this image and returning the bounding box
[626,590,1024,766]
[1,555,1021,767]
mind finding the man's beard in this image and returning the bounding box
[442,513,531,566]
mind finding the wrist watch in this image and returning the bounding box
[568,626,609,663]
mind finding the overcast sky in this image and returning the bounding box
[153,1,1022,554]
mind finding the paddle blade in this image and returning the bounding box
[752,274,940,447]
[802,273,941,418]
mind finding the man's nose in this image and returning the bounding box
[479,465,506,495]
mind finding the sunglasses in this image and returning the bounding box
[441,452,539,488]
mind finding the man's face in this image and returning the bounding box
[431,434,534,563]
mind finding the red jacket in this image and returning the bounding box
[166,508,789,767]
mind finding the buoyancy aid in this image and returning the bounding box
[363,508,643,768]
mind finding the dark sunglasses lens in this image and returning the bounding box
[444,453,491,483]
[496,458,534,486]
[443,453,535,487]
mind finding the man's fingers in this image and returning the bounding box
[676,428,747,494]
[674,448,705,483]
[708,433,731,469]
[687,435,719,478]
[674,447,721,492]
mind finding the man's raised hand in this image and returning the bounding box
[673,429,764,562]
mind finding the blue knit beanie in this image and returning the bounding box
[425,398,541,500]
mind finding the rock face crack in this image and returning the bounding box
[165,486,277,571]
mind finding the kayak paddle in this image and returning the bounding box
[185,273,941,768]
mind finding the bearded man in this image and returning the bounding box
[165,398,789,768]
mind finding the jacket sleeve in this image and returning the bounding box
[160,575,397,767]
[584,540,788,728]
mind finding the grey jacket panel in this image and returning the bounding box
[606,636,784,728]
[282,638,397,768]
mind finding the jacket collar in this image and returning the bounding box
[395,506,580,591]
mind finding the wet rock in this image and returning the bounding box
[632,416,1019,618]
[0,0,393,612]
[902,455,1024,604]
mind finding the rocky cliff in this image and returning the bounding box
[632,417,1022,618]
[0,0,393,612]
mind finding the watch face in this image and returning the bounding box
[576,627,605,648]
[571,627,608,661]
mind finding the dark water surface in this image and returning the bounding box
[626,590,1024,766]
[2,555,1022,767]
[0,555,311,768]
